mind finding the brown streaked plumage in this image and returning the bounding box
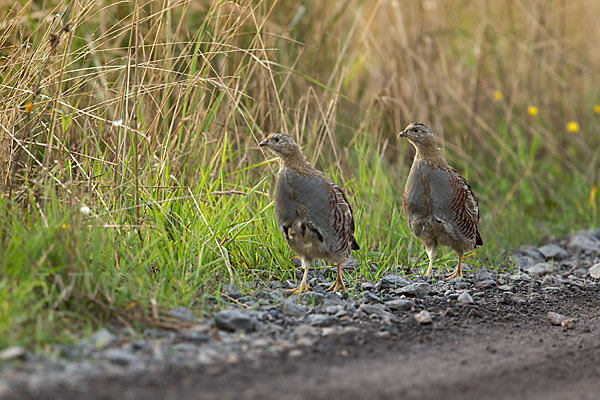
[398,122,482,279]
[259,133,359,293]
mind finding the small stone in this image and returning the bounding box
[104,348,139,366]
[89,328,116,349]
[511,273,531,282]
[395,282,431,298]
[363,292,383,304]
[414,310,432,324]
[537,275,552,286]
[180,330,210,343]
[358,303,385,315]
[0,346,25,361]
[537,244,568,260]
[498,285,513,292]
[385,299,414,311]
[475,279,496,289]
[289,349,303,357]
[361,282,375,291]
[548,311,572,326]
[280,301,306,318]
[168,307,195,321]
[524,262,554,276]
[292,324,319,339]
[457,291,474,304]
[561,318,576,330]
[306,314,336,327]
[214,310,257,332]
[378,275,411,290]
[568,232,600,253]
[589,263,600,279]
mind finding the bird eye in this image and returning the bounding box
[273,137,280,143]
[412,128,419,133]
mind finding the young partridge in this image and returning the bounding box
[399,122,482,279]
[260,133,359,293]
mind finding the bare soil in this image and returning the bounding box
[7,284,599,400]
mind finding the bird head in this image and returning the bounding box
[398,122,435,143]
[259,133,302,159]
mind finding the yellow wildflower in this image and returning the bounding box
[566,121,579,133]
[61,224,69,230]
[527,106,538,116]
[593,104,600,114]
[25,102,33,113]
[492,91,503,101]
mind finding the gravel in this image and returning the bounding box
[2,229,599,397]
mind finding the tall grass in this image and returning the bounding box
[0,0,598,348]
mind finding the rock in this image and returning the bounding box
[89,328,116,349]
[541,275,556,286]
[510,247,543,268]
[179,330,210,344]
[299,292,325,305]
[361,282,375,291]
[0,346,25,361]
[457,291,474,304]
[537,244,568,260]
[395,282,431,298]
[414,310,432,324]
[511,273,531,282]
[306,314,336,327]
[358,303,393,320]
[547,311,574,326]
[498,284,513,291]
[475,279,496,289]
[363,292,383,304]
[524,262,554,276]
[168,307,196,321]
[280,301,306,318]
[214,310,257,332]
[568,232,600,253]
[104,348,139,366]
[292,324,319,339]
[385,299,414,311]
[378,275,411,290]
[589,263,600,279]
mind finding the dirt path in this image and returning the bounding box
[9,287,598,400]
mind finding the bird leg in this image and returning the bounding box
[327,263,346,292]
[424,246,436,277]
[287,259,311,293]
[445,253,463,280]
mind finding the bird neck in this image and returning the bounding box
[413,142,448,168]
[280,150,311,170]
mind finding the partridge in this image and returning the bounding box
[259,133,359,293]
[398,122,482,279]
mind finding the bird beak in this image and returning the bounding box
[398,130,407,137]
[259,139,268,147]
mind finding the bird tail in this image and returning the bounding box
[475,229,483,247]
[351,236,360,250]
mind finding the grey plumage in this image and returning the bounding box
[260,133,359,293]
[399,122,482,279]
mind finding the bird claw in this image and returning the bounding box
[327,278,346,293]
[444,270,462,280]
[287,281,310,294]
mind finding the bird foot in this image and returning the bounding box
[444,270,462,280]
[327,278,346,293]
[287,281,310,294]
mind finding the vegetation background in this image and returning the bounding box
[1,0,599,349]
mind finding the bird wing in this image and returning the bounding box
[279,167,358,252]
[448,167,482,247]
